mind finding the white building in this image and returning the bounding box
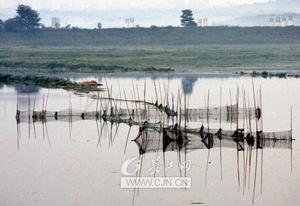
[198,18,208,27]
[269,15,294,27]
[52,17,61,29]
[288,16,294,26]
[125,18,135,28]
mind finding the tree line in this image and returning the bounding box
[0,4,199,32]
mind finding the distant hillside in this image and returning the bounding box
[1,27,300,47]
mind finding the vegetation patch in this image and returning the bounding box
[239,70,300,78]
[0,60,174,73]
[0,45,299,74]
[0,73,95,91]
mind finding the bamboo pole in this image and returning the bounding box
[28,95,31,139]
[219,87,223,181]
[252,78,259,204]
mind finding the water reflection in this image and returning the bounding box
[181,76,198,95]
[15,117,294,204]
[13,84,294,205]
[15,85,40,94]
[2,76,298,206]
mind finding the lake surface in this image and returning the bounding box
[0,75,299,206]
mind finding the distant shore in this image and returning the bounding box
[1,68,299,79]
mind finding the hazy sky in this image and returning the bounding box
[0,0,273,10]
[2,0,297,28]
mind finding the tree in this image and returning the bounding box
[4,4,41,31]
[0,19,4,31]
[4,18,22,31]
[16,4,41,30]
[97,23,102,29]
[180,9,197,27]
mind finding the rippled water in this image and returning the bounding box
[0,75,299,206]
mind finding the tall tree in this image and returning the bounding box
[180,9,197,27]
[15,4,41,30]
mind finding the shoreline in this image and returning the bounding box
[0,68,300,83]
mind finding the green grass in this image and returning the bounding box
[0,44,300,74]
[1,27,300,46]
[1,27,300,73]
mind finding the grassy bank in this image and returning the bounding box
[1,27,300,74]
[0,44,300,74]
[1,27,300,46]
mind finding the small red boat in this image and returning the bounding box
[78,80,103,87]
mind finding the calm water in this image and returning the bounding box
[0,75,299,206]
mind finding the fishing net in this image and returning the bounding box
[133,128,163,154]
[261,130,292,140]
[16,103,257,124]
[133,126,293,155]
[180,104,257,122]
[17,110,100,122]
